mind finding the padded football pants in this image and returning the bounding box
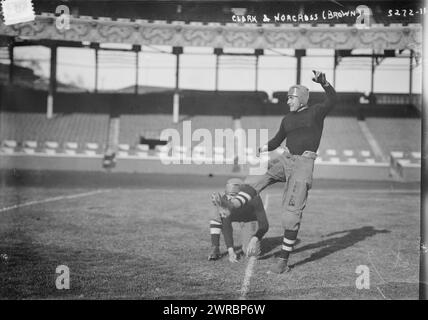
[245,150,316,231]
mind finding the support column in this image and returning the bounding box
[133,45,141,95]
[255,55,259,92]
[333,51,338,87]
[214,48,222,91]
[92,43,99,93]
[215,55,219,91]
[8,40,14,84]
[254,49,263,92]
[172,46,182,124]
[370,52,375,94]
[47,45,57,119]
[295,49,305,85]
[409,50,413,104]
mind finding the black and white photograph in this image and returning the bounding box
[0,0,426,304]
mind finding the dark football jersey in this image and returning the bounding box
[222,195,269,248]
[267,84,336,155]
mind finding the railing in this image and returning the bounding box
[0,85,421,117]
[374,93,422,106]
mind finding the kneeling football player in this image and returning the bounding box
[208,178,269,263]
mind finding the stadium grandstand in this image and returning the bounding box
[0,0,423,182]
[0,0,425,302]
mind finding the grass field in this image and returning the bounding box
[0,172,420,300]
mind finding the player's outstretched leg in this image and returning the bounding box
[208,219,222,261]
[270,176,308,274]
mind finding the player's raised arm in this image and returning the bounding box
[312,70,337,119]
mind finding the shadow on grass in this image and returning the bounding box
[259,238,301,258]
[259,226,390,268]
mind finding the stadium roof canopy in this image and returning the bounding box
[0,0,422,51]
[33,0,424,24]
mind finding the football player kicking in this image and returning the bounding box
[208,178,269,263]
[213,70,336,273]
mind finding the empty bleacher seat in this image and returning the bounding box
[1,148,15,154]
[3,140,17,148]
[156,145,169,153]
[411,152,421,160]
[245,147,255,155]
[318,117,380,161]
[65,142,78,149]
[44,148,56,155]
[391,151,404,158]
[84,150,97,156]
[136,144,149,151]
[173,145,187,153]
[326,149,337,156]
[24,141,37,148]
[45,141,59,149]
[118,144,130,151]
[65,149,77,155]
[23,148,35,154]
[0,112,109,147]
[117,150,129,157]
[213,147,225,154]
[366,118,421,155]
[86,143,99,150]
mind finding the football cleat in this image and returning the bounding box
[270,258,291,274]
[208,247,221,261]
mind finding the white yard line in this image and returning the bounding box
[367,250,390,300]
[0,189,110,213]
[239,255,257,300]
[376,286,388,300]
